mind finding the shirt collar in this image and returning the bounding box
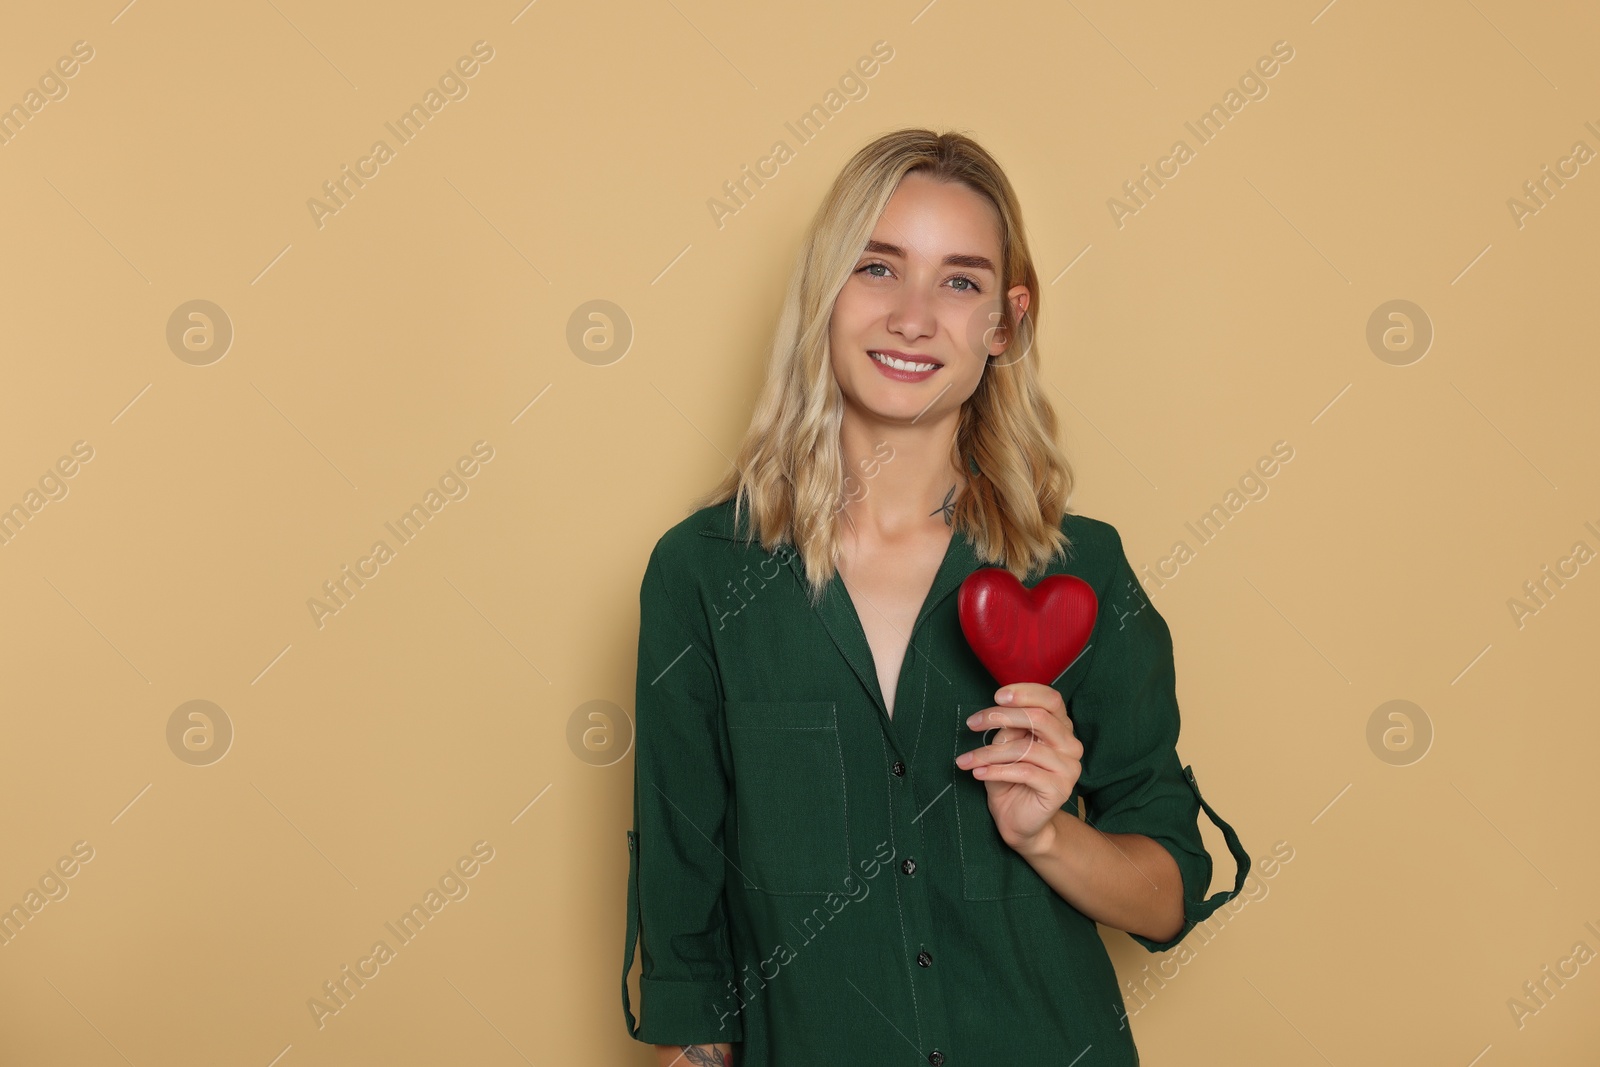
[698,498,983,727]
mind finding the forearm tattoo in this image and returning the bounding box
[682,1045,734,1066]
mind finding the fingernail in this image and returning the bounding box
[995,689,1012,704]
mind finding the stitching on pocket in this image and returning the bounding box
[724,700,850,895]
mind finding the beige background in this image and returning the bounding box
[1,1,1596,1064]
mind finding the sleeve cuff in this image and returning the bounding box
[632,975,745,1046]
[1125,834,1214,954]
[1125,765,1252,954]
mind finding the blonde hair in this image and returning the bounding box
[694,127,1076,605]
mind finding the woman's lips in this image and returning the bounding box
[867,349,941,382]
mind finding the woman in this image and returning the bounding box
[622,128,1250,1066]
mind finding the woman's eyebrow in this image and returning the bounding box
[863,239,995,273]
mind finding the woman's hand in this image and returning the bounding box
[954,682,1082,853]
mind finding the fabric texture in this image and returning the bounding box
[622,499,1251,1065]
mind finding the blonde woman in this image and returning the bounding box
[622,128,1250,1066]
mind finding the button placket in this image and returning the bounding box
[878,706,951,1064]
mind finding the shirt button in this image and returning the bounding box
[928,1051,945,1066]
[901,857,917,876]
[916,949,932,967]
[891,760,906,777]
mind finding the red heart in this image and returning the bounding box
[957,569,1099,686]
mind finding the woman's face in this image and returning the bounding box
[828,171,1028,427]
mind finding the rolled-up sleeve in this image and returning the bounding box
[1068,527,1252,954]
[622,543,743,1045]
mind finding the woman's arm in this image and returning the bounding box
[622,546,746,1047]
[956,684,1185,942]
[957,527,1250,955]
[1013,813,1184,943]
[655,1042,737,1066]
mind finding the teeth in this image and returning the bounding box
[870,351,938,372]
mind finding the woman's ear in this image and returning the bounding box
[1008,284,1031,326]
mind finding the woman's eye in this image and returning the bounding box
[856,262,981,293]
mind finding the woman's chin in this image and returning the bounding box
[851,400,939,426]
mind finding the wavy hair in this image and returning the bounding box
[694,128,1076,606]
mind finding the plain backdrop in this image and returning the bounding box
[0,1,1597,1064]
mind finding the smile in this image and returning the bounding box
[868,350,941,379]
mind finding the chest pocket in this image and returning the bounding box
[725,700,853,895]
[953,702,1052,900]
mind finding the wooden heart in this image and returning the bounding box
[957,568,1098,686]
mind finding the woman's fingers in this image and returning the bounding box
[969,704,1078,754]
[961,730,1070,774]
[964,758,1050,788]
[997,682,1066,716]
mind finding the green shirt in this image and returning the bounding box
[622,499,1250,1065]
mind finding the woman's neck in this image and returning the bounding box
[836,410,967,539]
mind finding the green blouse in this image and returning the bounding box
[622,499,1250,1065]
